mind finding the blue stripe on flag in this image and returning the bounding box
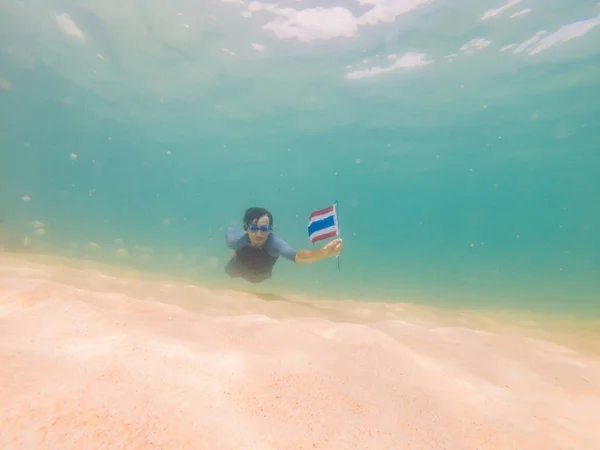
[308,215,335,236]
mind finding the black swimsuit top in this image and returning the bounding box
[236,245,278,282]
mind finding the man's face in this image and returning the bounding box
[247,215,272,247]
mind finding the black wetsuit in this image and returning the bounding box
[224,228,297,283]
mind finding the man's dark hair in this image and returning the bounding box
[243,207,273,230]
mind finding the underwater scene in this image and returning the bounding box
[1,1,600,447]
[2,0,599,314]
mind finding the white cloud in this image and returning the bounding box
[480,0,521,21]
[245,0,431,42]
[252,43,265,52]
[513,31,545,54]
[355,0,431,26]
[528,16,600,55]
[510,8,532,18]
[443,38,490,62]
[345,52,432,79]
[443,52,459,62]
[499,43,516,52]
[247,1,272,13]
[55,13,85,40]
[513,16,600,55]
[262,6,358,41]
[459,38,492,55]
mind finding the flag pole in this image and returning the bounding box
[334,199,340,272]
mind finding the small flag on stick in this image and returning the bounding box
[308,201,341,270]
[308,201,340,244]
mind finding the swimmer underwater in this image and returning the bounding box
[224,207,343,283]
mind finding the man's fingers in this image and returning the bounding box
[326,238,343,257]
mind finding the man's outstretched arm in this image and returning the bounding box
[294,238,343,265]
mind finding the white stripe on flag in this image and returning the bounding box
[309,225,338,240]
[308,207,336,227]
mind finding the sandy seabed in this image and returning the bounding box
[1,253,599,450]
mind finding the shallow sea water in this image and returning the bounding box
[1,0,599,317]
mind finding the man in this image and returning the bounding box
[224,207,343,283]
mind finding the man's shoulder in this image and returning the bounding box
[226,228,249,249]
[266,233,297,261]
[267,233,285,244]
[265,233,282,251]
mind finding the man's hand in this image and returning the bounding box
[294,238,343,265]
[322,238,343,258]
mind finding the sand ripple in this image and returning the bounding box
[1,254,599,449]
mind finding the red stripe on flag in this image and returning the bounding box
[309,205,334,220]
[310,230,338,244]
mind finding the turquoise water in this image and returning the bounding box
[1,0,599,314]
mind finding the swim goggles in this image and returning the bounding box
[247,225,272,233]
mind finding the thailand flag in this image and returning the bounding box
[308,202,339,244]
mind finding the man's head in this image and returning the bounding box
[243,207,273,247]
